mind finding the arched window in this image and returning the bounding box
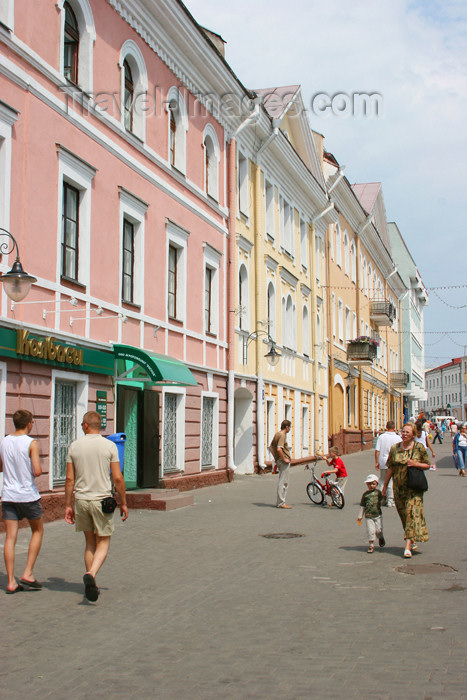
[343,231,349,276]
[302,305,310,357]
[350,241,357,282]
[283,294,295,349]
[368,264,374,298]
[119,40,148,141]
[167,87,188,174]
[123,60,134,132]
[267,282,276,340]
[238,265,248,330]
[335,225,342,267]
[203,124,220,201]
[64,2,79,84]
[59,0,95,94]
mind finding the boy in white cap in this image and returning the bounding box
[357,474,385,553]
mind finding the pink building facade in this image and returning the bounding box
[0,0,242,493]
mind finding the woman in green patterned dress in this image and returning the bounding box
[382,423,431,558]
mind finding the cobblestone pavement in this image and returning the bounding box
[1,438,466,699]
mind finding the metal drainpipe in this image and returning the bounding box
[254,162,265,469]
[227,137,237,471]
[311,222,321,452]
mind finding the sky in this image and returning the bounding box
[185,0,467,369]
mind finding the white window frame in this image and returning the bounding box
[58,0,96,94]
[49,368,89,490]
[238,263,249,331]
[119,40,148,142]
[267,281,276,341]
[302,403,310,452]
[57,146,96,288]
[119,188,147,309]
[203,243,221,336]
[338,298,344,343]
[350,240,357,282]
[266,398,275,455]
[265,179,275,240]
[166,221,189,325]
[162,387,186,474]
[345,306,351,343]
[203,124,220,201]
[302,304,310,357]
[0,102,18,233]
[336,225,342,267]
[343,230,349,276]
[200,391,219,469]
[238,150,249,218]
[300,219,308,271]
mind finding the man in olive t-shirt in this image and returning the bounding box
[65,411,128,601]
[270,420,292,508]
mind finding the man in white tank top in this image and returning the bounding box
[0,409,44,594]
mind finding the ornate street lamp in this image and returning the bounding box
[0,228,37,302]
[243,330,282,367]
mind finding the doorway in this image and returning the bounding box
[116,385,159,488]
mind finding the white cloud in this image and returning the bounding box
[186,0,467,364]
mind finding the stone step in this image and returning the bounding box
[126,488,194,512]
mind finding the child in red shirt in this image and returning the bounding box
[318,446,348,494]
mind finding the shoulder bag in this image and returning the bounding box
[406,446,428,492]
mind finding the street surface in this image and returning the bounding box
[1,436,466,699]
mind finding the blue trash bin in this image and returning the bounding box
[105,433,126,473]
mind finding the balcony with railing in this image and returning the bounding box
[390,371,410,387]
[347,337,378,366]
[370,300,396,327]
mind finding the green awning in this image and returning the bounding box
[113,344,197,387]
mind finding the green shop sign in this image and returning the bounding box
[0,327,114,376]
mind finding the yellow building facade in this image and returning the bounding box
[232,88,332,472]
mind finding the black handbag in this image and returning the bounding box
[101,496,118,513]
[406,446,428,491]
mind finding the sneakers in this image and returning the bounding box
[429,465,437,471]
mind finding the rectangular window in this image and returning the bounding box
[53,381,77,483]
[168,244,178,319]
[204,266,213,333]
[61,182,80,280]
[201,397,215,467]
[122,218,135,303]
[302,405,309,451]
[338,299,344,343]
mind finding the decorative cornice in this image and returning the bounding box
[265,255,278,273]
[279,266,298,289]
[237,234,253,255]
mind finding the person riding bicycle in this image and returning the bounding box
[317,446,348,502]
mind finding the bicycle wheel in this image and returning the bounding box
[306,480,324,505]
[330,485,345,509]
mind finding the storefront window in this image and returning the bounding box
[53,381,77,482]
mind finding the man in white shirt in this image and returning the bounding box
[374,421,402,507]
[0,409,44,594]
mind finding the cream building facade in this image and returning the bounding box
[232,87,333,473]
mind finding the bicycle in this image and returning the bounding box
[305,462,345,509]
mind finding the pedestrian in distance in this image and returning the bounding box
[414,419,436,461]
[382,422,431,558]
[357,474,385,553]
[65,411,128,602]
[0,409,44,594]
[270,420,292,509]
[432,424,443,444]
[452,424,467,477]
[374,420,401,507]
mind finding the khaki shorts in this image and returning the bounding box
[75,499,115,536]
